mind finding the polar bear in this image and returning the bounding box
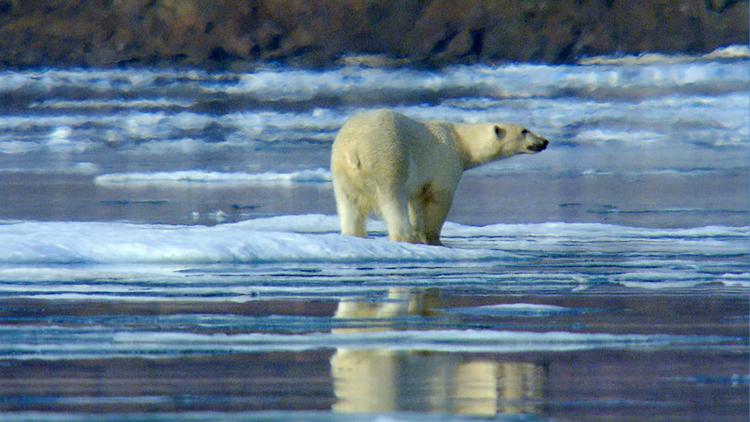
[331,109,548,245]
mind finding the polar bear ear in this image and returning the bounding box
[494,125,506,139]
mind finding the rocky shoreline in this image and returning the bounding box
[0,0,747,69]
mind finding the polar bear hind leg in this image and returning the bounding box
[377,187,415,243]
[333,175,367,238]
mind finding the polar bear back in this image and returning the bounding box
[331,109,464,194]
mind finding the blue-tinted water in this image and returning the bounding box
[0,46,748,420]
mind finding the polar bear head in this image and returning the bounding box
[494,124,549,155]
[455,123,549,169]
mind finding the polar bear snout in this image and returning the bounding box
[527,138,549,153]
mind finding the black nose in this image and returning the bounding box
[529,139,548,152]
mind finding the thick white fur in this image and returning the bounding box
[331,109,548,245]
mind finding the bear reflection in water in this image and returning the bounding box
[330,289,546,417]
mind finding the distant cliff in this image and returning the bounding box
[0,0,747,69]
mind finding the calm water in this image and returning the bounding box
[0,46,748,420]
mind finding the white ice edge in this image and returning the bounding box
[0,45,745,104]
[0,215,746,265]
[94,168,332,186]
[0,218,496,264]
[578,44,750,65]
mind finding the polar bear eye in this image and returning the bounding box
[494,126,506,139]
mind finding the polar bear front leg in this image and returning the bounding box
[408,199,428,244]
[424,193,453,246]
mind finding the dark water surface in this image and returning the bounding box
[0,290,747,420]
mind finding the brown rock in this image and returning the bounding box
[0,0,746,69]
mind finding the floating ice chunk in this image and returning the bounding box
[94,168,332,186]
[0,220,497,265]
